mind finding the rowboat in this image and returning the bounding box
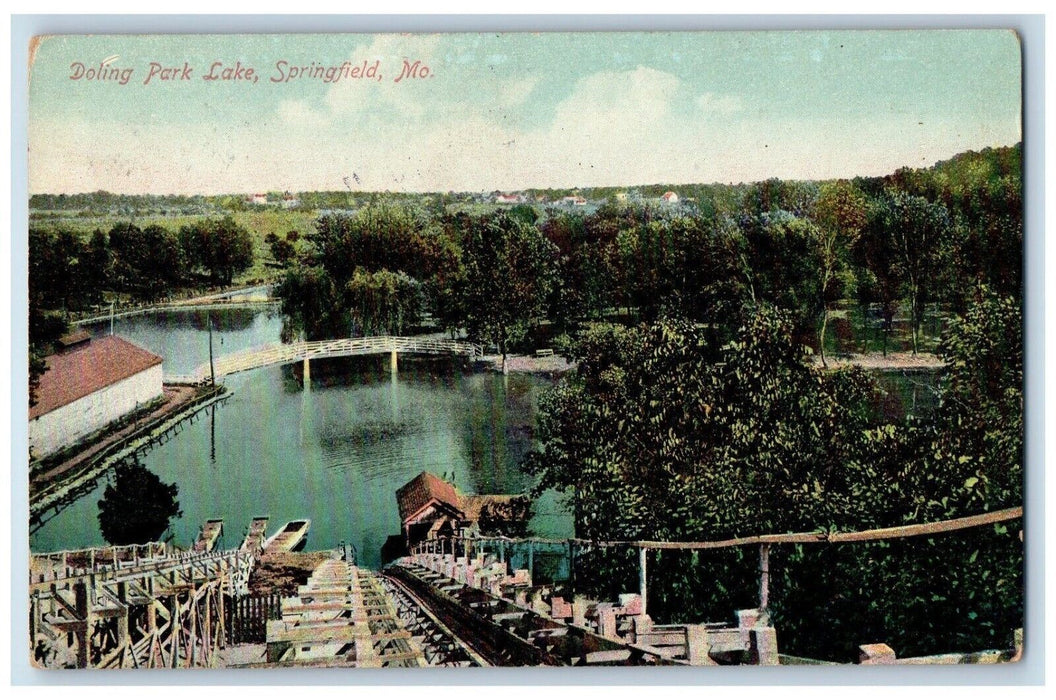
[263,519,311,554]
[193,519,224,552]
[241,516,269,553]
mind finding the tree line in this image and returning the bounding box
[28,216,255,405]
[272,145,1020,366]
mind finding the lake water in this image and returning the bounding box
[30,308,573,568]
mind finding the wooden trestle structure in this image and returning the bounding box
[30,543,253,669]
[264,559,426,667]
[27,506,1024,669]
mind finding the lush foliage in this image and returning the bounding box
[97,457,183,545]
[528,288,1022,660]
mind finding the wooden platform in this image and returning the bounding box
[265,559,425,667]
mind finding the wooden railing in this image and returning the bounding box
[188,335,483,381]
[414,506,1024,617]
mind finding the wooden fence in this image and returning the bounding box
[227,592,283,645]
[418,506,1024,617]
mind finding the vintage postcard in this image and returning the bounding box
[25,29,1023,670]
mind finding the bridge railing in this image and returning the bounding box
[193,335,483,380]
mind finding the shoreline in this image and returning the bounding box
[30,384,229,517]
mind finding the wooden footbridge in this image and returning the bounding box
[168,336,482,384]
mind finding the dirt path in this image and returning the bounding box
[30,385,199,493]
[814,352,944,371]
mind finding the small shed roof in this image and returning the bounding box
[396,471,464,524]
[30,336,163,420]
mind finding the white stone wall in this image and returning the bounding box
[29,364,164,458]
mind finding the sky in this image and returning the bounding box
[27,30,1022,195]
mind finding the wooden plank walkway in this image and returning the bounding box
[265,559,425,668]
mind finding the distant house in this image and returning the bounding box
[29,336,164,458]
[494,193,526,204]
[395,471,530,548]
[561,195,587,206]
[249,193,268,205]
[660,191,679,204]
[282,193,299,209]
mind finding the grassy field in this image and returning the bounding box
[822,302,948,357]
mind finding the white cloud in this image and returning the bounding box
[695,92,744,114]
[277,99,329,128]
[497,76,540,108]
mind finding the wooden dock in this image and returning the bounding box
[263,520,311,554]
[241,517,270,554]
[193,519,224,553]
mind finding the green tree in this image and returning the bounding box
[457,211,559,372]
[812,180,867,365]
[108,222,185,300]
[344,268,424,336]
[275,264,347,341]
[738,211,826,346]
[97,457,183,545]
[878,190,951,354]
[179,216,254,285]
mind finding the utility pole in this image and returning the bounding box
[208,315,216,387]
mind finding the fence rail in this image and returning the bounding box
[414,506,1024,617]
[189,335,483,381]
[424,506,1023,552]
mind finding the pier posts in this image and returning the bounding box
[73,580,91,668]
[302,356,311,385]
[639,546,648,617]
[390,349,398,375]
[758,544,770,611]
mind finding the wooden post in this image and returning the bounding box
[116,582,129,666]
[302,356,310,385]
[758,544,770,611]
[639,546,648,617]
[390,348,398,374]
[208,317,216,387]
[73,580,90,668]
[568,540,576,593]
[527,541,534,581]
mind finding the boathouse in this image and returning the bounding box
[29,335,164,458]
[395,471,531,549]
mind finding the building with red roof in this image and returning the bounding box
[394,471,531,550]
[29,335,164,458]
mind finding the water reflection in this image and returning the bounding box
[97,456,183,546]
[32,309,575,566]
